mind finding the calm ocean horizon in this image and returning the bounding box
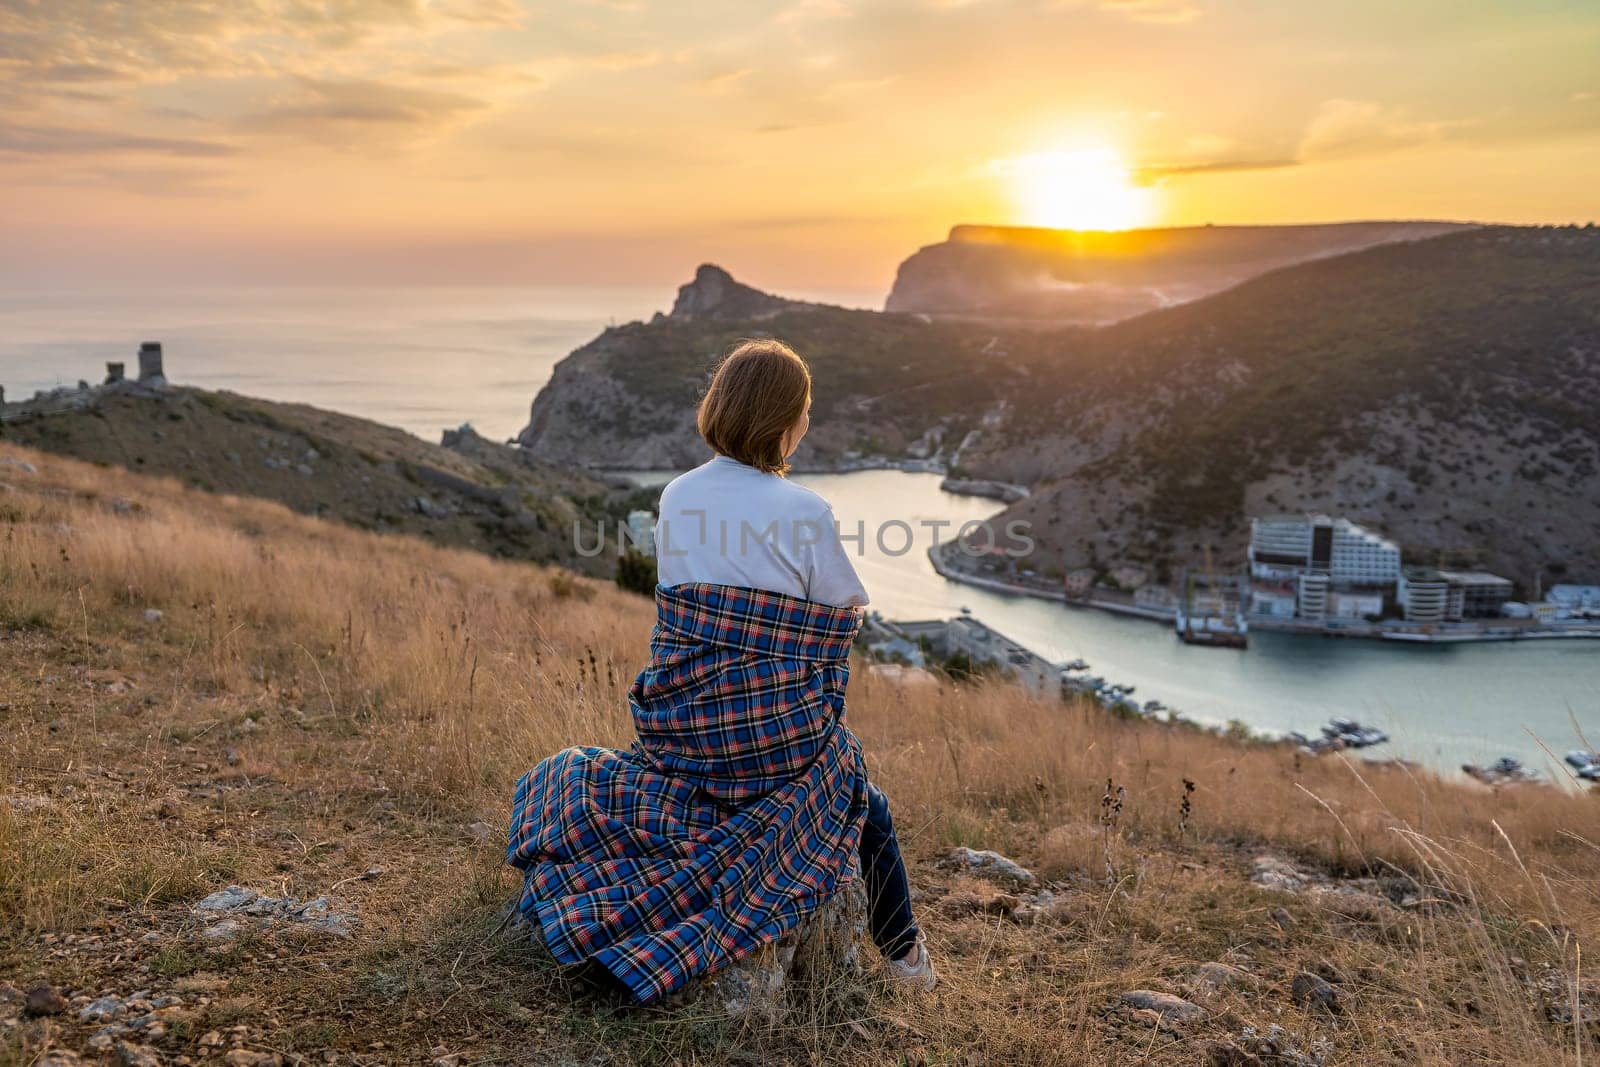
[0,284,884,442]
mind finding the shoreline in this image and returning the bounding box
[927,549,1600,646]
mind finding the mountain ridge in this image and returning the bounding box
[886,219,1474,325]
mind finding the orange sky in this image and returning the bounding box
[2,0,1597,292]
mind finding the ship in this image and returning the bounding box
[1175,547,1249,648]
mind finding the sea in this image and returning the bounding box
[3,285,1597,780]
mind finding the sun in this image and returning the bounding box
[1005,146,1155,231]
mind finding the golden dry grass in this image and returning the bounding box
[2,442,1597,1065]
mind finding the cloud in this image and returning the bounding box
[0,0,523,87]
[0,122,238,158]
[1297,98,1448,161]
[1138,157,1297,179]
[237,77,488,137]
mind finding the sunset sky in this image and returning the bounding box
[2,0,1597,292]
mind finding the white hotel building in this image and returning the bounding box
[1248,515,1401,621]
[1249,515,1402,587]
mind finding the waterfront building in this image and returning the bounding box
[1437,571,1513,618]
[1249,586,1297,617]
[1398,569,1514,622]
[1296,573,1330,620]
[1549,585,1600,612]
[1399,569,1465,623]
[1248,514,1400,587]
[1328,591,1384,619]
[1063,568,1095,598]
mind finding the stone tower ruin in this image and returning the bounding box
[137,342,165,386]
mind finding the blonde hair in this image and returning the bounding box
[696,339,812,475]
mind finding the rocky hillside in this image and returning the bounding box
[0,381,639,574]
[516,266,1021,472]
[885,221,1470,325]
[518,226,1600,588]
[956,225,1600,587]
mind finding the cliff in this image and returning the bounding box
[668,263,802,320]
[515,264,1021,471]
[885,220,1472,325]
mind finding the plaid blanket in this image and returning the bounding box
[506,582,867,1004]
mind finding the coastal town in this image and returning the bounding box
[932,510,1600,647]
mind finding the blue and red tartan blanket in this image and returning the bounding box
[506,582,868,1004]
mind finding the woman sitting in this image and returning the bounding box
[506,339,934,1004]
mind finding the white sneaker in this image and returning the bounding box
[886,932,937,992]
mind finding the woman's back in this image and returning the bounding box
[654,454,869,608]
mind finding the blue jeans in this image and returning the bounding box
[861,782,920,960]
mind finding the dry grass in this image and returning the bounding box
[2,442,1597,1065]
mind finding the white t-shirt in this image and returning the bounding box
[654,455,870,608]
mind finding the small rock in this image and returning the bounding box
[37,1054,85,1067]
[1188,962,1255,998]
[669,878,867,1024]
[143,609,164,623]
[195,887,260,913]
[116,1041,163,1067]
[466,821,495,843]
[25,983,68,1016]
[224,748,241,766]
[80,995,125,1022]
[224,1052,282,1067]
[1119,990,1208,1024]
[201,920,242,941]
[941,846,1037,884]
[1251,856,1307,892]
[1290,970,1343,1013]
[199,1031,224,1048]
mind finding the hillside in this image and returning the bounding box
[955,225,1600,586]
[0,381,641,575]
[2,445,1597,1064]
[884,221,1471,325]
[516,267,1022,472]
[518,225,1600,587]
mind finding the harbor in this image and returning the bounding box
[797,468,1600,781]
